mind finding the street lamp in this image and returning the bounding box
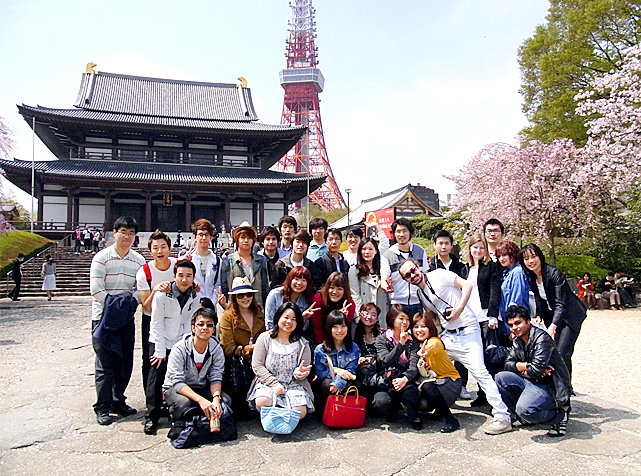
[345,188,351,227]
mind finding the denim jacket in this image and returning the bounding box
[314,343,361,391]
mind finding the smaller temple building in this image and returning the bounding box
[0,67,325,235]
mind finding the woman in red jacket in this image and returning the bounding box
[576,273,596,310]
[309,272,355,346]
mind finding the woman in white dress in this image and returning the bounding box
[41,254,57,301]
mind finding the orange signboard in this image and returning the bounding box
[365,207,395,240]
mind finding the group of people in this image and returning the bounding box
[89,213,589,444]
[74,226,103,253]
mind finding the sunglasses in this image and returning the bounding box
[401,267,419,280]
[236,292,254,299]
[195,322,215,328]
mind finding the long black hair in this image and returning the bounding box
[520,243,547,279]
[322,310,353,353]
[355,238,381,279]
[270,301,304,342]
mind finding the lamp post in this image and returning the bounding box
[345,188,351,227]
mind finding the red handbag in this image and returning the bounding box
[322,386,367,429]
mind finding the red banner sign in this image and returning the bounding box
[365,207,395,240]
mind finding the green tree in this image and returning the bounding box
[296,204,348,230]
[518,0,641,145]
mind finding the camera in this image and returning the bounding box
[444,309,452,318]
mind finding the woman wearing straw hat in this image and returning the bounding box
[219,276,266,419]
[221,221,270,306]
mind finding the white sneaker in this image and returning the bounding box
[483,416,512,435]
[459,387,472,400]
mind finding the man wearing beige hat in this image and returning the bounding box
[221,221,270,306]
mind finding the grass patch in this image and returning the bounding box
[0,231,54,276]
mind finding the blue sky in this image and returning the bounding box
[0,0,549,209]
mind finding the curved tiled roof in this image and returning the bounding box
[74,72,258,121]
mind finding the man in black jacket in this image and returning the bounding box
[495,305,571,437]
[429,230,467,278]
[312,228,349,291]
[7,253,24,301]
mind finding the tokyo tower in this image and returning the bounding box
[275,0,346,211]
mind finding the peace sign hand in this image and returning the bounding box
[303,302,319,319]
[340,301,353,315]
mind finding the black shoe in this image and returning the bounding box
[111,403,137,417]
[11,298,20,301]
[144,419,158,435]
[167,422,185,440]
[428,410,444,421]
[97,412,113,426]
[470,395,488,407]
[440,418,460,433]
[412,418,423,430]
[385,412,398,423]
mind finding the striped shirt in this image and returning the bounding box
[90,245,146,321]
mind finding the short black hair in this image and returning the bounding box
[309,217,329,232]
[386,303,412,329]
[191,307,217,327]
[293,229,312,246]
[433,229,453,244]
[269,302,304,342]
[505,305,530,322]
[391,218,414,237]
[259,225,281,244]
[174,259,196,275]
[17,253,25,259]
[113,216,139,234]
[346,227,363,239]
[323,310,353,353]
[148,229,172,250]
[483,218,505,234]
[278,215,298,230]
[327,228,342,240]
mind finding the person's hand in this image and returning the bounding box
[547,323,557,340]
[293,362,312,380]
[193,281,201,293]
[329,385,339,394]
[446,306,463,321]
[153,281,171,293]
[335,368,354,380]
[199,398,215,419]
[303,302,319,319]
[242,345,254,358]
[488,317,498,329]
[150,355,165,369]
[392,376,408,391]
[212,397,223,418]
[541,365,554,378]
[340,301,353,315]
[399,328,410,345]
[381,276,394,293]
[214,289,227,308]
[520,370,531,379]
[534,316,543,326]
[358,356,369,365]
[273,383,286,396]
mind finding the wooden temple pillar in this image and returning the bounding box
[224,195,231,232]
[66,189,73,230]
[185,194,192,231]
[104,192,111,229]
[283,202,289,216]
[259,199,265,229]
[73,194,80,228]
[145,193,152,232]
[252,203,258,228]
[36,183,44,225]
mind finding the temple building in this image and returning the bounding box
[0,67,325,234]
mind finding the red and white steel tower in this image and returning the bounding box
[275,0,346,211]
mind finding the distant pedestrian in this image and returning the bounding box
[74,228,82,253]
[83,227,92,252]
[93,230,101,252]
[41,254,57,301]
[7,253,25,301]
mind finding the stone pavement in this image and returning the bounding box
[0,297,639,475]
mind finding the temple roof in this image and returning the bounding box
[74,72,259,121]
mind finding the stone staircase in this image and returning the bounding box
[1,245,182,299]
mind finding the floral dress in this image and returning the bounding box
[247,339,315,411]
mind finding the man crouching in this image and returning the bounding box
[163,308,229,438]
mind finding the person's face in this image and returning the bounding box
[326,233,341,253]
[361,242,377,262]
[263,234,279,252]
[497,253,513,269]
[290,275,308,294]
[235,292,254,309]
[360,308,378,328]
[434,237,453,257]
[174,267,195,292]
[412,320,430,342]
[393,313,410,333]
[484,225,503,245]
[508,316,530,340]
[346,233,361,251]
[192,317,215,340]
[195,229,212,248]
[280,223,295,241]
[522,251,542,274]
[328,285,344,302]
[150,239,170,261]
[278,309,298,334]
[331,322,348,343]
[399,262,423,286]
[293,238,308,255]
[311,227,326,242]
[394,225,411,245]
[113,227,136,248]
[237,232,254,251]
[470,241,486,262]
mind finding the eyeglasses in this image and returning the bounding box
[401,267,419,280]
[196,232,210,238]
[195,322,215,328]
[485,228,502,235]
[236,292,254,299]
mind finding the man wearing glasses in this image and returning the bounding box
[181,219,223,305]
[483,219,505,263]
[398,259,513,435]
[163,308,227,439]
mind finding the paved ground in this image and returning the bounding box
[0,297,640,476]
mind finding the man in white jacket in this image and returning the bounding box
[144,259,200,435]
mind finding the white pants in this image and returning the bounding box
[441,325,510,418]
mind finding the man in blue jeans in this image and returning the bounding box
[495,305,571,437]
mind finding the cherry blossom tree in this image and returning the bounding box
[447,137,585,265]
